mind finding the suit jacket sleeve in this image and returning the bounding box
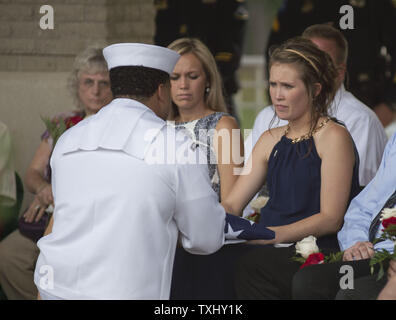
[337,132,396,252]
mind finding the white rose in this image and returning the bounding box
[250,196,269,212]
[45,204,54,214]
[295,236,319,259]
[381,208,396,221]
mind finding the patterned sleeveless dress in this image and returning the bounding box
[171,112,226,200]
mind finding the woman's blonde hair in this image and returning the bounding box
[167,38,227,119]
[68,46,109,110]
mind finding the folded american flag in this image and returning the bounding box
[224,213,275,241]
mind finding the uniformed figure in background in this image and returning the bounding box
[154,0,249,123]
[266,0,396,127]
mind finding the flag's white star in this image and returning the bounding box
[225,224,244,239]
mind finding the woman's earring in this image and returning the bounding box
[205,87,210,94]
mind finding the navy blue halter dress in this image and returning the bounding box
[170,119,361,299]
[259,128,360,249]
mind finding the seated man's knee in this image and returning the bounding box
[0,232,16,272]
[292,265,334,300]
[292,266,315,299]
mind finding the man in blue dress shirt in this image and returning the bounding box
[292,132,396,300]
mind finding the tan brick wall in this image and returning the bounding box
[0,0,155,209]
[0,0,155,72]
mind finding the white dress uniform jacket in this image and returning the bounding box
[33,98,225,300]
[244,85,388,186]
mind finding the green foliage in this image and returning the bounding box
[41,116,67,146]
[369,249,395,280]
[245,212,260,223]
[385,224,396,236]
[292,250,343,266]
[324,251,344,263]
[291,256,306,264]
[239,107,259,132]
[370,218,396,280]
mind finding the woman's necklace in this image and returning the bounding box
[284,117,331,144]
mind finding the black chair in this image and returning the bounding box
[0,172,24,241]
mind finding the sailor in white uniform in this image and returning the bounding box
[33,43,226,300]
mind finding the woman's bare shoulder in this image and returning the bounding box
[317,118,351,143]
[253,125,286,160]
[315,118,354,158]
[215,115,240,130]
[260,125,286,143]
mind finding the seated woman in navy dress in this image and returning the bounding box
[221,37,361,299]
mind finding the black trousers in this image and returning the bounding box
[235,245,301,299]
[235,245,388,300]
[293,258,388,300]
[170,243,258,300]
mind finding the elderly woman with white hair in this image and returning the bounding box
[0,46,113,300]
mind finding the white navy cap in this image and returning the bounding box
[103,43,180,75]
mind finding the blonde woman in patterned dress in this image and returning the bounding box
[168,38,247,300]
[167,37,243,202]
